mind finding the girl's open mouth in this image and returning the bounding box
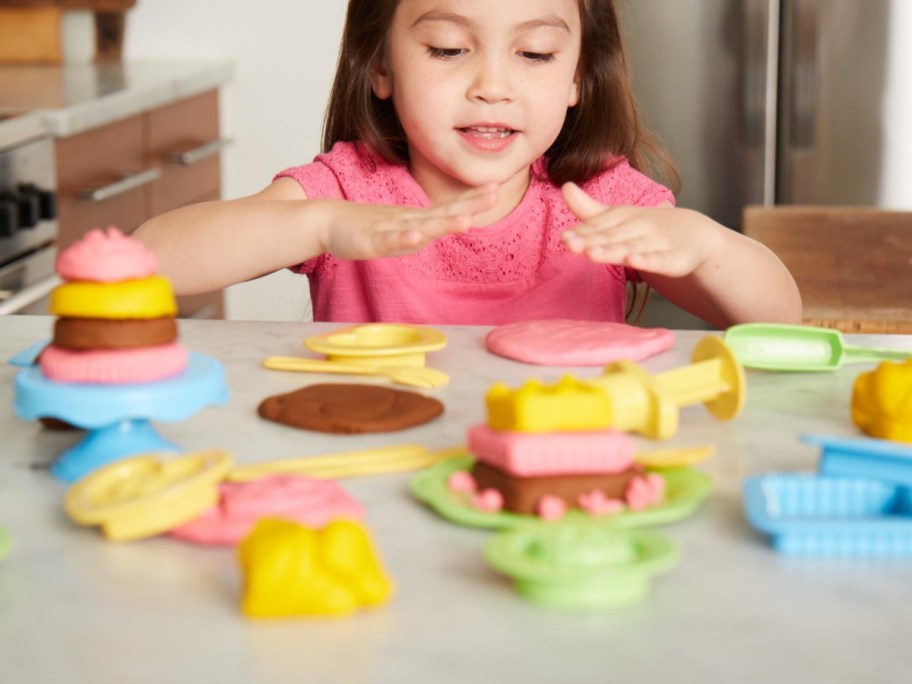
[458,126,516,139]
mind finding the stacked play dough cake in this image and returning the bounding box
[40,227,188,384]
[451,377,665,520]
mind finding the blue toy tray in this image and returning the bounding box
[802,434,912,488]
[743,473,912,556]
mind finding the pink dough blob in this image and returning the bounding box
[169,476,365,546]
[485,319,674,366]
[625,473,666,511]
[471,488,504,513]
[56,226,158,283]
[535,495,568,521]
[577,490,625,516]
[447,471,478,493]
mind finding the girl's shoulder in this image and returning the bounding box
[274,142,420,204]
[577,158,675,208]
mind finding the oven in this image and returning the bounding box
[0,114,59,316]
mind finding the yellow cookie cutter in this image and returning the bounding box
[304,323,446,367]
[50,276,178,319]
[64,450,232,542]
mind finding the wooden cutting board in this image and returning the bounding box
[743,206,912,334]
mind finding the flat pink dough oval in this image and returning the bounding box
[39,343,188,384]
[56,226,157,282]
[485,319,674,366]
[169,476,365,545]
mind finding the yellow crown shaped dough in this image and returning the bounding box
[485,376,612,433]
[50,276,178,319]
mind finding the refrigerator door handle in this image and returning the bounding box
[788,0,818,149]
[742,0,780,205]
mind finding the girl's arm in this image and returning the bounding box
[560,183,802,328]
[134,178,497,295]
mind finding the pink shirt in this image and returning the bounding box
[276,142,673,324]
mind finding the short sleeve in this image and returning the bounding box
[273,161,345,200]
[583,158,675,208]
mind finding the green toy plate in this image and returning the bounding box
[410,455,713,530]
[485,522,679,608]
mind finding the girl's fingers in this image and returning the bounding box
[561,182,605,221]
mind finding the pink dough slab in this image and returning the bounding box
[169,476,365,545]
[56,226,157,283]
[468,424,635,477]
[39,343,188,384]
[485,319,674,366]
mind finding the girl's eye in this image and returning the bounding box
[428,47,466,59]
[520,51,556,63]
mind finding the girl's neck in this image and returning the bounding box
[411,166,532,227]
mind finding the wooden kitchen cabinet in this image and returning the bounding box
[55,89,225,318]
[56,113,147,248]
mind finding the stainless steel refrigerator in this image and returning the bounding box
[620,0,893,230]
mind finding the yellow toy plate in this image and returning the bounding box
[303,323,447,367]
[65,450,232,542]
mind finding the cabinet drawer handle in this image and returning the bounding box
[167,138,232,166]
[0,274,61,316]
[78,167,162,203]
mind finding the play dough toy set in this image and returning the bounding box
[11,233,912,618]
[13,228,229,482]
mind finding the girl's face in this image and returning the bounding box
[372,0,581,211]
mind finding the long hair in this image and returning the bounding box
[322,0,678,191]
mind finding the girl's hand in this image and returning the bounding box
[317,184,499,260]
[560,182,719,277]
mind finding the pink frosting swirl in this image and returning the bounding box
[169,476,365,546]
[56,227,157,282]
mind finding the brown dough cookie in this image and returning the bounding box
[53,316,178,350]
[257,383,444,434]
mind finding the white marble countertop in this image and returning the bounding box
[2,316,912,684]
[0,60,233,138]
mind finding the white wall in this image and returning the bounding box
[125,0,912,321]
[125,0,346,321]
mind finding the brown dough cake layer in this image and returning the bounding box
[257,383,444,434]
[471,460,644,514]
[53,316,178,350]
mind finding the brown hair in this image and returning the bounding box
[322,0,679,191]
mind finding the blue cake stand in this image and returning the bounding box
[14,352,230,483]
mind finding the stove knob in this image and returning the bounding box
[0,200,19,238]
[18,183,58,221]
[0,190,39,229]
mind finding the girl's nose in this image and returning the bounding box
[466,57,514,104]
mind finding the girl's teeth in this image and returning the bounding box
[466,127,511,138]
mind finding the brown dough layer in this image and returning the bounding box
[257,383,444,434]
[53,316,178,350]
[471,460,643,514]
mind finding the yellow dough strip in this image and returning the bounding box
[227,444,465,482]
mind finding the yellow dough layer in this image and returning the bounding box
[50,276,178,319]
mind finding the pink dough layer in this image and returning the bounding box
[485,319,674,366]
[468,424,635,477]
[39,343,188,384]
[169,476,365,546]
[56,226,157,282]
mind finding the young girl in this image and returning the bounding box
[135,0,801,328]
